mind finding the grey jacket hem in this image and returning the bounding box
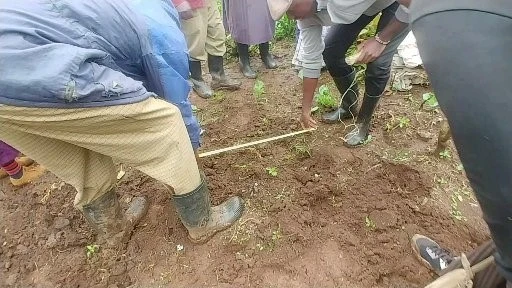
[0,92,151,109]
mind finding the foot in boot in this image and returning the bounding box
[237,43,257,79]
[411,234,454,275]
[188,196,244,243]
[173,173,245,244]
[16,156,34,166]
[191,79,213,99]
[211,76,241,91]
[10,165,45,186]
[344,123,370,147]
[239,62,256,79]
[322,107,356,123]
[259,42,278,69]
[82,190,148,249]
[208,54,241,91]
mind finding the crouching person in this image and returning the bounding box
[0,0,244,247]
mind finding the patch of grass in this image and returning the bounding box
[292,142,312,158]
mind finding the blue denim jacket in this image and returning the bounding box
[0,0,201,148]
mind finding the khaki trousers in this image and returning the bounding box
[0,98,201,209]
[181,0,226,61]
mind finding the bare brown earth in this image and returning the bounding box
[0,41,489,288]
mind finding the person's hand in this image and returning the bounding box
[300,112,317,129]
[355,38,387,64]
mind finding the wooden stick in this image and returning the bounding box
[198,128,316,158]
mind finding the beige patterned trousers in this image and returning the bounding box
[181,0,226,61]
[0,98,201,209]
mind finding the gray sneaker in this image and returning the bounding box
[411,234,454,275]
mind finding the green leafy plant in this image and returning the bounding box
[398,116,411,128]
[253,80,266,102]
[266,167,278,177]
[275,15,296,40]
[86,244,100,258]
[439,150,452,159]
[315,84,337,109]
[386,116,411,131]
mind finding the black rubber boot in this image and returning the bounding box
[344,93,381,147]
[236,43,256,79]
[259,42,277,69]
[322,69,359,123]
[82,189,148,247]
[189,60,213,99]
[173,173,244,243]
[208,54,241,91]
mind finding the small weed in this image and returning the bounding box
[86,244,100,258]
[271,230,282,241]
[266,167,278,177]
[213,91,226,102]
[398,116,411,128]
[315,84,337,109]
[386,116,411,131]
[292,142,312,158]
[439,150,452,159]
[361,134,373,145]
[365,216,376,230]
[253,80,266,102]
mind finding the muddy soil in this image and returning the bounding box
[0,42,489,288]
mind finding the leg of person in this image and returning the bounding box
[412,235,506,288]
[345,7,409,147]
[259,42,277,69]
[322,15,374,123]
[181,7,213,99]
[236,42,257,79]
[0,98,244,243]
[0,140,44,186]
[205,0,240,90]
[412,9,512,286]
[0,127,147,247]
[0,140,20,179]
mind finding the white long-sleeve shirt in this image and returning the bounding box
[298,0,409,79]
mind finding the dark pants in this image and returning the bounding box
[323,2,408,96]
[412,9,512,284]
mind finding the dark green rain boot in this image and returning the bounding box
[322,69,359,123]
[189,60,214,99]
[173,173,244,243]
